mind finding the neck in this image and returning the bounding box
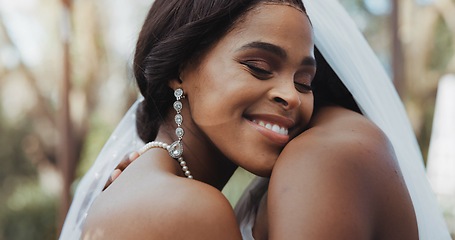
[155,122,238,191]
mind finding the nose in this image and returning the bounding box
[269,80,301,110]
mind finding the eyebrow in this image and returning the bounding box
[238,41,316,67]
[239,41,287,59]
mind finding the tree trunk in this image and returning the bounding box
[57,0,75,234]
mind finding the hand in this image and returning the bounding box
[103,151,140,190]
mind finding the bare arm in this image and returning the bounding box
[267,107,417,239]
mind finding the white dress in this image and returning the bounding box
[235,177,269,240]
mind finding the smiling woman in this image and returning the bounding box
[60,0,451,239]
[61,0,314,239]
[173,4,314,177]
[83,2,313,239]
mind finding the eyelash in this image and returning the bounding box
[242,61,313,93]
[295,82,313,93]
[242,62,272,78]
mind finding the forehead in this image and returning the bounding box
[225,3,313,52]
[237,3,309,28]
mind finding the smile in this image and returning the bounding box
[252,120,289,136]
[245,114,294,146]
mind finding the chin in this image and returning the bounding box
[242,157,276,177]
[227,141,281,177]
[254,168,273,178]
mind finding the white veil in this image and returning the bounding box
[59,100,144,239]
[60,0,451,239]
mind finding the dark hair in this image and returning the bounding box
[134,0,306,142]
[312,47,361,113]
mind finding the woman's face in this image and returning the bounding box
[180,3,315,176]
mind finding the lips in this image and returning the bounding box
[252,120,289,135]
[245,114,295,146]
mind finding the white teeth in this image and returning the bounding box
[280,126,288,135]
[252,119,288,135]
[272,124,280,132]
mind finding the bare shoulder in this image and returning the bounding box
[268,106,417,239]
[82,159,241,240]
[303,105,394,159]
[308,104,383,134]
[277,106,396,181]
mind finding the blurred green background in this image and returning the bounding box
[0,0,454,239]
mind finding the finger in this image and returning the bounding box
[117,154,132,171]
[111,169,122,182]
[117,151,139,171]
[103,169,122,191]
[129,151,140,162]
[104,151,139,191]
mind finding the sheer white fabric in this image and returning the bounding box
[60,0,451,239]
[59,100,144,239]
[236,0,451,239]
[235,177,269,240]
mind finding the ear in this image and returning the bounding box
[169,77,183,90]
[169,61,189,89]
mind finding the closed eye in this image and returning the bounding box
[294,82,312,93]
[241,61,273,79]
[294,71,314,93]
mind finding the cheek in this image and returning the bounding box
[186,72,253,127]
[300,94,314,126]
[184,71,224,122]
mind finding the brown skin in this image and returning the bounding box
[258,105,418,240]
[101,106,419,240]
[100,106,418,240]
[102,152,138,191]
[93,4,419,239]
[84,149,241,239]
[83,4,314,239]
